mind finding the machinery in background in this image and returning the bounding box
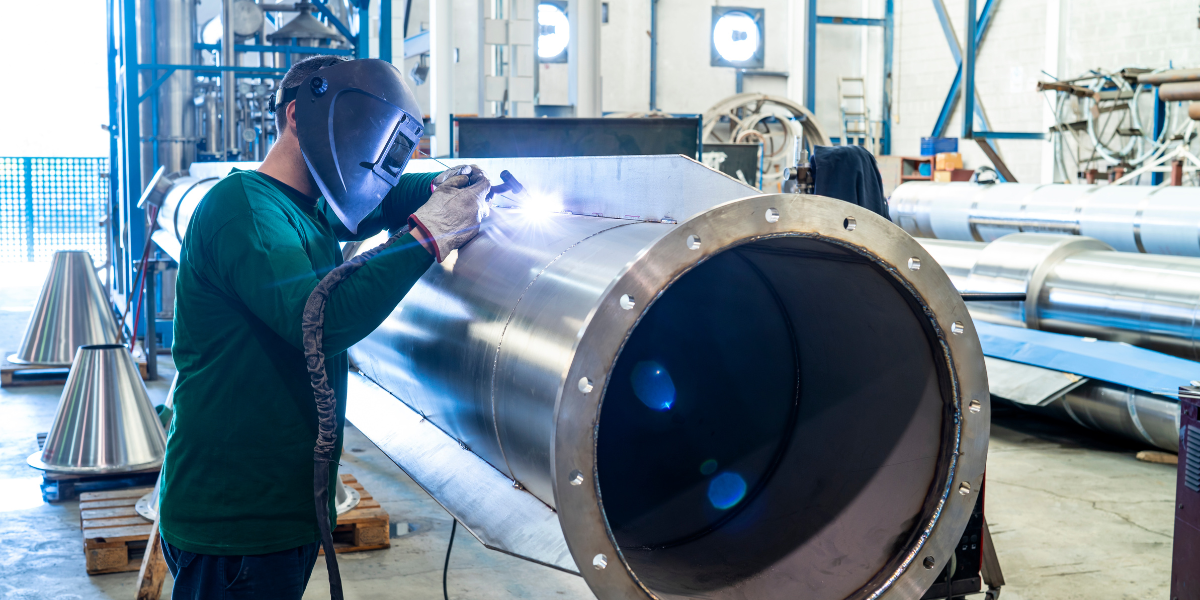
[147,155,991,600]
[1038,67,1200,185]
[890,181,1200,256]
[702,93,832,191]
[1174,388,1200,598]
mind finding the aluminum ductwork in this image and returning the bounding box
[919,233,1200,362]
[148,156,989,598]
[890,181,1200,256]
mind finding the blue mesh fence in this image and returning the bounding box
[0,157,108,263]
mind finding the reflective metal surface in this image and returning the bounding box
[890,181,1200,256]
[921,233,1200,361]
[347,373,578,572]
[345,156,989,600]
[10,251,120,366]
[28,345,166,474]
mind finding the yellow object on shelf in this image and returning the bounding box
[935,152,963,171]
[933,170,954,182]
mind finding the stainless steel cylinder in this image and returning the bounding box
[890,181,1200,256]
[351,193,990,599]
[139,0,196,185]
[920,233,1200,362]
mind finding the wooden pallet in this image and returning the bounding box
[79,474,389,575]
[81,486,155,574]
[2,351,150,387]
[322,474,390,553]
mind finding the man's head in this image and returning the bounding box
[272,55,348,137]
[269,58,424,233]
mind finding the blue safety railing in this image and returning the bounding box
[0,157,108,263]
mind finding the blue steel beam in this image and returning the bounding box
[121,0,143,294]
[816,16,885,26]
[380,0,392,62]
[139,63,288,74]
[963,0,976,138]
[972,131,1046,140]
[105,0,121,283]
[930,0,997,138]
[311,1,356,44]
[137,69,175,104]
[805,0,816,111]
[882,0,893,154]
[194,43,354,55]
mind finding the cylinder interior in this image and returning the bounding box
[596,236,953,599]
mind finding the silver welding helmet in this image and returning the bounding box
[289,59,424,233]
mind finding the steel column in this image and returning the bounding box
[380,0,392,62]
[962,0,977,139]
[805,0,816,111]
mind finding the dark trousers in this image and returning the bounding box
[161,536,320,600]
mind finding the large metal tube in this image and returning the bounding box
[890,181,1200,256]
[152,157,990,598]
[350,158,988,599]
[920,233,1200,361]
[222,0,237,158]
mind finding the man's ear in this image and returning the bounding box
[286,101,299,136]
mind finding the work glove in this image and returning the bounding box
[409,165,490,262]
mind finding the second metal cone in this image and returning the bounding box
[28,344,166,474]
[10,250,119,366]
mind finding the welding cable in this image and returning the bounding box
[443,519,457,600]
[301,225,413,600]
[119,204,161,347]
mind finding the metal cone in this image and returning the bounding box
[134,473,361,520]
[28,345,166,474]
[9,250,119,366]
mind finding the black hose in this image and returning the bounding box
[302,226,412,600]
[443,519,457,600]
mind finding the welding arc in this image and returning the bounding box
[301,225,414,600]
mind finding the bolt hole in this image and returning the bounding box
[765,208,780,223]
[958,482,972,495]
[968,399,982,414]
[951,322,964,335]
[578,377,594,393]
[923,556,936,569]
[843,217,857,231]
[593,554,608,570]
[908,257,921,271]
[569,469,584,486]
[619,294,636,310]
[687,234,702,250]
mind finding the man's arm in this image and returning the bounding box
[329,171,439,241]
[210,203,434,355]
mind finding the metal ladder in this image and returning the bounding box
[838,77,879,154]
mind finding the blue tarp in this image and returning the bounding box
[975,321,1200,397]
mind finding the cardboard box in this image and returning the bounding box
[933,170,954,182]
[936,152,963,171]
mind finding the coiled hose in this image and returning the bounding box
[302,226,412,600]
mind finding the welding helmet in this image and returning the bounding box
[286,58,424,233]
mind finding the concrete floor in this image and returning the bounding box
[0,264,1177,599]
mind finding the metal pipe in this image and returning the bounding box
[1140,68,1200,86]
[890,181,1200,256]
[152,157,989,599]
[222,0,237,157]
[1159,81,1200,102]
[155,0,196,173]
[920,233,1200,361]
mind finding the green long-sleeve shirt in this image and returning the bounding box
[160,168,437,555]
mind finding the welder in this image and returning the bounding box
[157,55,487,599]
